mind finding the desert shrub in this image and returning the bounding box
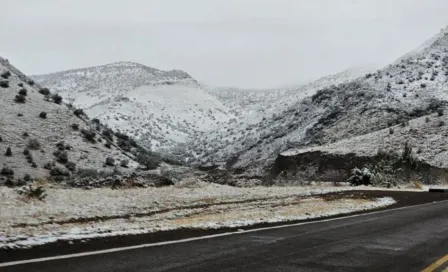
[105,157,115,166]
[5,147,12,156]
[1,71,11,79]
[1,166,14,176]
[53,150,68,163]
[136,152,161,170]
[65,161,77,172]
[17,113,23,117]
[102,128,114,141]
[16,185,47,201]
[18,88,27,96]
[27,139,41,150]
[18,82,23,87]
[74,108,84,117]
[75,168,98,178]
[92,118,100,124]
[23,148,30,156]
[437,109,444,116]
[120,159,129,168]
[26,153,33,163]
[439,121,445,127]
[56,141,66,150]
[81,129,96,143]
[39,88,50,95]
[31,162,37,168]
[0,80,9,88]
[22,132,29,137]
[425,117,430,123]
[71,123,79,130]
[347,167,373,186]
[44,161,54,170]
[51,93,63,104]
[105,142,111,149]
[50,166,70,177]
[389,128,394,135]
[28,79,35,86]
[24,173,31,182]
[14,94,26,103]
[39,112,47,119]
[0,136,2,142]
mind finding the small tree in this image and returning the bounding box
[438,109,444,116]
[71,123,79,130]
[5,147,12,156]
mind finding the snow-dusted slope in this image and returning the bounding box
[33,62,235,152]
[209,66,374,117]
[0,58,139,182]
[192,27,448,175]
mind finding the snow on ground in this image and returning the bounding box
[0,183,398,249]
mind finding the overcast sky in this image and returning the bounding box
[2,0,448,88]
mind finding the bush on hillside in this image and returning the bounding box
[1,71,11,79]
[136,152,161,170]
[51,93,63,104]
[81,129,96,143]
[347,167,373,186]
[105,157,115,166]
[74,108,84,117]
[39,112,47,119]
[27,139,41,150]
[18,89,27,96]
[39,88,50,95]
[5,147,12,156]
[71,123,79,130]
[14,94,26,103]
[53,150,68,164]
[16,184,47,201]
[0,80,9,88]
[1,166,14,176]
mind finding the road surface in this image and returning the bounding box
[1,199,447,272]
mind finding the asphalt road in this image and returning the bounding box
[1,199,447,272]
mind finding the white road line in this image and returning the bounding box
[1,199,447,267]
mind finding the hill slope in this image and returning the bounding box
[193,26,448,176]
[0,58,140,184]
[33,62,235,153]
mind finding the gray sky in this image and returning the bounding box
[2,0,448,88]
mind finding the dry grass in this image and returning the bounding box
[413,180,424,190]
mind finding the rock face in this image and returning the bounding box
[0,57,140,183]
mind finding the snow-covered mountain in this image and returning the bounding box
[33,62,235,153]
[191,26,448,175]
[209,66,374,117]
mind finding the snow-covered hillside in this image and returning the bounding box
[33,62,235,153]
[191,26,448,175]
[0,58,140,183]
[209,66,374,117]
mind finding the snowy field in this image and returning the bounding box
[0,183,400,249]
